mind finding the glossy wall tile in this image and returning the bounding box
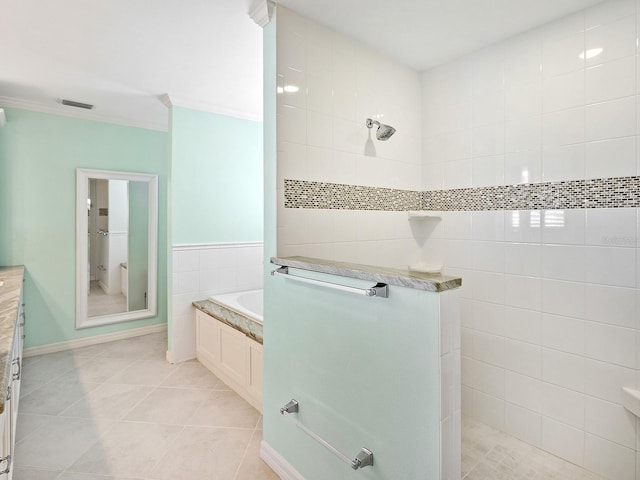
[420,1,640,478]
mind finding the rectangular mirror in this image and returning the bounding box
[76,168,158,329]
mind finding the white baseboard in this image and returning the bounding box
[260,441,305,480]
[165,350,175,364]
[172,241,263,251]
[24,323,167,358]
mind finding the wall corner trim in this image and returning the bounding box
[260,441,305,480]
[159,93,173,108]
[249,0,273,27]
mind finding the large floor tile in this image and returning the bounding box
[15,413,58,444]
[14,417,113,471]
[104,359,177,386]
[60,383,154,420]
[123,387,209,425]
[160,361,225,389]
[64,343,109,358]
[56,358,134,386]
[68,421,183,477]
[21,351,78,384]
[148,426,252,480]
[187,390,260,428]
[19,379,101,416]
[19,376,50,398]
[235,430,280,480]
[11,467,61,479]
[94,333,167,360]
[462,417,606,480]
[57,473,145,480]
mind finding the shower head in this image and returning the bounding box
[366,118,396,140]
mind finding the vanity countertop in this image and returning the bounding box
[193,300,263,344]
[270,256,462,292]
[0,266,25,413]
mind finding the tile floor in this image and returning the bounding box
[14,332,278,480]
[15,332,608,480]
[462,418,605,480]
[87,281,127,318]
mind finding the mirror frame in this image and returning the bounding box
[76,168,158,329]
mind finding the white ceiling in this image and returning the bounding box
[278,0,606,71]
[0,0,264,130]
[0,0,605,131]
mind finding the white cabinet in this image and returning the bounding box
[195,310,263,413]
[0,288,24,479]
[246,340,263,401]
[218,323,247,387]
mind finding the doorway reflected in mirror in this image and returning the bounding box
[87,178,130,317]
[76,168,157,329]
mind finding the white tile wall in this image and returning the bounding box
[422,1,640,477]
[277,1,640,478]
[170,242,264,363]
[276,7,422,268]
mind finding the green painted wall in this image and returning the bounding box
[165,106,264,357]
[0,108,168,348]
[170,106,263,244]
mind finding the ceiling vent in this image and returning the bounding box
[60,99,94,110]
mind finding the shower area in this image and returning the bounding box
[266,1,640,479]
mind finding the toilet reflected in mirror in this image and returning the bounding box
[76,168,158,329]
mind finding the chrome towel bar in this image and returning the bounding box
[279,399,374,471]
[271,266,388,298]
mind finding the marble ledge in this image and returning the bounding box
[270,256,462,293]
[193,300,263,345]
[0,266,25,414]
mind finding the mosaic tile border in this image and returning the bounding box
[284,179,421,211]
[284,177,640,211]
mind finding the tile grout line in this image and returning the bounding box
[232,421,261,480]
[17,334,269,479]
[143,424,187,480]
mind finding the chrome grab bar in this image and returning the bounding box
[279,399,374,471]
[271,266,388,298]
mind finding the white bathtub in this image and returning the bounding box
[209,289,263,324]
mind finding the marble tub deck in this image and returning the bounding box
[193,300,263,345]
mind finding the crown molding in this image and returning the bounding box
[161,93,262,122]
[249,0,273,27]
[159,93,172,108]
[0,96,168,132]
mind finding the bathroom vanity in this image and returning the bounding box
[0,266,25,479]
